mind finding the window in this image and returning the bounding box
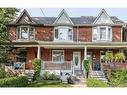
[92,26,112,41]
[16,51,26,62]
[100,28,106,40]
[54,26,73,41]
[17,26,35,40]
[52,50,64,63]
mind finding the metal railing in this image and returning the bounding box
[41,61,72,70]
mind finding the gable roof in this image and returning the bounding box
[31,16,123,25]
[9,9,124,26]
[53,9,73,25]
[93,9,114,24]
[14,9,35,24]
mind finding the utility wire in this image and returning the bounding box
[40,8,46,17]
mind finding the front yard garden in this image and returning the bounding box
[0,58,71,87]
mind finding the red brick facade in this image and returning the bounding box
[112,26,122,42]
[8,26,122,42]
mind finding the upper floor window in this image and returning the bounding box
[54,26,73,41]
[92,26,112,42]
[17,26,35,40]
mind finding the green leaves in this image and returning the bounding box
[32,58,42,81]
[83,59,90,72]
[107,70,127,87]
[0,8,19,64]
[104,51,113,63]
[104,51,126,63]
[0,76,28,87]
[114,52,126,62]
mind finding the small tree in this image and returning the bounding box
[104,51,113,64]
[114,52,126,63]
[32,58,42,81]
[83,59,90,78]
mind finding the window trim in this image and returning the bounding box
[92,26,112,42]
[54,26,73,41]
[52,50,64,64]
[16,25,35,41]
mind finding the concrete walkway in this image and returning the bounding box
[70,77,87,88]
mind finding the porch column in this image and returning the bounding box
[37,46,41,59]
[84,46,87,60]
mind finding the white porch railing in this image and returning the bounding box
[41,61,73,70]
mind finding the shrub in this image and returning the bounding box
[87,78,108,87]
[105,70,127,87]
[0,68,6,78]
[104,51,113,63]
[114,52,126,62]
[32,58,42,80]
[83,59,90,72]
[0,76,28,87]
[42,71,60,80]
[83,59,90,78]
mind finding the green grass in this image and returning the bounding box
[86,78,109,87]
[27,80,71,87]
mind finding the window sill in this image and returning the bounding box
[54,40,73,42]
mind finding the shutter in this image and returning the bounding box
[17,27,20,39]
[108,27,112,41]
[29,27,34,40]
[55,29,59,40]
[92,27,98,41]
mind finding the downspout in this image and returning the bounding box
[121,26,123,42]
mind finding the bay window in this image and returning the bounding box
[52,50,64,63]
[92,26,112,41]
[54,26,73,41]
[17,26,35,40]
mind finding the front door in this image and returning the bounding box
[73,52,81,70]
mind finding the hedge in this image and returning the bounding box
[87,78,108,87]
[0,76,28,87]
[0,68,6,78]
[105,70,127,87]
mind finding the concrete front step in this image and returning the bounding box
[90,71,108,83]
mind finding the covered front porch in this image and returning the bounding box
[13,41,127,71]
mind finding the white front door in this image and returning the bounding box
[73,52,81,70]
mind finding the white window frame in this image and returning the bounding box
[17,26,35,41]
[92,26,112,42]
[52,50,64,64]
[54,26,73,41]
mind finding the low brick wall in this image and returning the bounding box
[102,62,127,70]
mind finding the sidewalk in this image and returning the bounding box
[70,77,87,88]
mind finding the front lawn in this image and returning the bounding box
[28,80,71,87]
[86,78,109,87]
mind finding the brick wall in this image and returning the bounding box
[35,26,54,41]
[112,26,122,42]
[26,47,36,69]
[8,26,122,42]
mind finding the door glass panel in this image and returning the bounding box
[75,56,79,66]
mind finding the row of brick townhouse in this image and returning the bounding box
[7,9,127,75]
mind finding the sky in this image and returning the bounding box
[20,8,127,22]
